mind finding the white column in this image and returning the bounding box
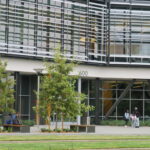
[34,68,43,126]
[77,78,81,125]
[36,74,40,126]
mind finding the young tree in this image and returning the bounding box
[0,60,15,114]
[39,49,93,129]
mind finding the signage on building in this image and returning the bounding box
[78,71,88,77]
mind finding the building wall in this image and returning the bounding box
[0,0,107,63]
[2,56,150,123]
[1,0,150,123]
[2,57,150,80]
[1,0,150,65]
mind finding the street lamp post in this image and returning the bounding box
[34,68,43,126]
[77,78,81,125]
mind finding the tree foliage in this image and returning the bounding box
[39,49,93,129]
[0,60,15,113]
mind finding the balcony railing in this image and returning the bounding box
[111,0,150,2]
[110,0,150,4]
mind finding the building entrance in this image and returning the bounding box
[14,73,37,121]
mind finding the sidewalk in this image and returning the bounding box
[0,126,150,135]
[95,126,150,135]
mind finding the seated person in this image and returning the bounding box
[5,114,13,124]
[5,113,21,125]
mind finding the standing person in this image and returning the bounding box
[130,113,137,127]
[133,107,140,128]
[124,109,130,127]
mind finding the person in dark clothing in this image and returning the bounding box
[6,113,21,125]
[6,113,13,124]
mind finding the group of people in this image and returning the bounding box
[124,107,140,128]
[5,112,21,125]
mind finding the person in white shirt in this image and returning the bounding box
[124,109,130,127]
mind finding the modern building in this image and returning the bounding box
[1,0,150,124]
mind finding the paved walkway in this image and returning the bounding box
[0,125,150,135]
[95,126,150,135]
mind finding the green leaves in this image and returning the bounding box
[39,48,93,122]
[0,60,15,113]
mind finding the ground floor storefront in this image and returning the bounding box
[12,72,150,124]
[2,57,150,124]
[81,79,150,124]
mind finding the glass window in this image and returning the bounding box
[117,100,129,117]
[21,76,30,95]
[89,80,96,98]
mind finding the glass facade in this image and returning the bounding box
[109,0,150,64]
[12,74,150,122]
[81,79,150,123]
[14,73,37,120]
[1,0,150,65]
[0,0,107,63]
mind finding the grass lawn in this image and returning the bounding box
[0,135,150,150]
[1,140,150,150]
[0,134,150,141]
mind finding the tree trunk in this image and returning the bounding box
[47,104,51,130]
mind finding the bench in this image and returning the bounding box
[3,124,30,133]
[70,125,95,133]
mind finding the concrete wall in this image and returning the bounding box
[2,57,150,79]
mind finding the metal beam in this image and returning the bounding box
[146,80,150,97]
[105,79,135,119]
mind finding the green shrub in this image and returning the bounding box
[48,129,53,132]
[141,120,150,126]
[22,120,35,126]
[100,120,127,126]
[7,127,12,132]
[63,128,70,132]
[70,127,77,132]
[41,128,65,132]
[0,127,2,132]
[0,120,2,126]
[41,128,76,133]
[53,128,62,132]
[100,119,150,126]
[2,128,6,132]
[41,128,48,132]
